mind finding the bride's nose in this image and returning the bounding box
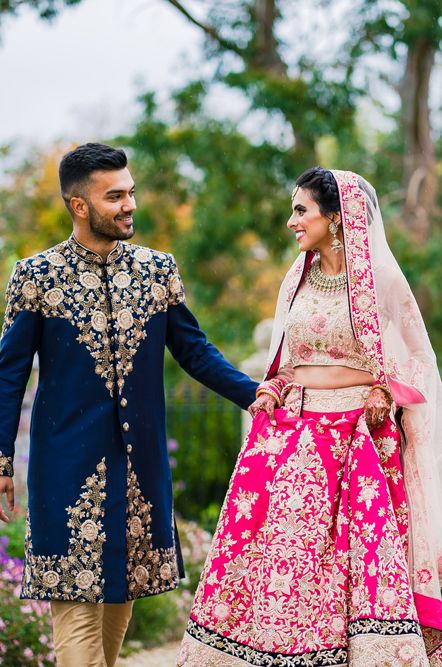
[287,214,297,229]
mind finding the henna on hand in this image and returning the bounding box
[364,387,392,430]
[248,393,277,426]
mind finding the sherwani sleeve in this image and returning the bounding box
[0,261,42,476]
[165,256,258,410]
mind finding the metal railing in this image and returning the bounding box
[166,382,242,521]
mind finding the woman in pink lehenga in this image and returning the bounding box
[177,169,442,666]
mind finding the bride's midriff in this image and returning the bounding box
[291,364,375,390]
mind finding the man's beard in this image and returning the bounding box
[88,205,134,241]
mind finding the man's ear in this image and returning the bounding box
[70,196,89,220]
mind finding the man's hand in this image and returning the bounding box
[364,387,391,431]
[248,394,278,426]
[0,477,14,523]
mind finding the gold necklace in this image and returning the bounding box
[307,260,347,294]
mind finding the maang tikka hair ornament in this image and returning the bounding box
[329,220,344,253]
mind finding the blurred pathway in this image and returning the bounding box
[116,641,180,667]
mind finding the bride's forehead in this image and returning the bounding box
[291,187,316,207]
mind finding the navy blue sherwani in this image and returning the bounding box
[0,235,257,603]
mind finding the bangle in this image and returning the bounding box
[269,378,285,390]
[257,380,282,396]
[371,384,393,403]
[265,378,286,393]
[256,388,281,407]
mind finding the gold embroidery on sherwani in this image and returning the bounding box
[0,450,13,476]
[21,459,107,602]
[126,458,179,599]
[2,238,185,397]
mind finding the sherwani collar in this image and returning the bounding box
[68,234,123,265]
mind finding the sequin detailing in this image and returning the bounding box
[126,459,179,599]
[285,279,374,374]
[2,236,186,397]
[21,459,107,602]
[180,619,427,666]
[179,389,427,665]
[0,450,14,476]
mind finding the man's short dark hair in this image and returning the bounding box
[59,143,127,210]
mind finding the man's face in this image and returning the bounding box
[83,168,136,241]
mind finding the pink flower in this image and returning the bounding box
[264,436,284,455]
[328,346,345,359]
[309,314,328,334]
[396,642,416,661]
[351,588,361,607]
[330,616,345,633]
[298,344,313,361]
[355,291,373,312]
[213,601,231,622]
[23,647,34,660]
[380,587,398,607]
[416,568,433,585]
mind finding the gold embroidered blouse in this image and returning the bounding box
[285,279,374,373]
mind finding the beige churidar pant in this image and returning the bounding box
[51,601,134,667]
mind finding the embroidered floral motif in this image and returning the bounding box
[333,170,387,386]
[21,459,107,602]
[180,619,428,666]
[348,633,428,667]
[422,626,442,657]
[2,237,186,397]
[126,459,179,599]
[232,489,259,522]
[285,286,375,375]
[0,450,13,476]
[181,393,422,663]
[180,622,348,666]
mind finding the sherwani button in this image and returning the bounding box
[120,398,127,408]
[123,422,129,432]
[127,444,132,453]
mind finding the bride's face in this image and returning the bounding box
[287,187,338,253]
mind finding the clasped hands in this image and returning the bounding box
[249,384,392,430]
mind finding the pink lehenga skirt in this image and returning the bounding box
[178,385,442,666]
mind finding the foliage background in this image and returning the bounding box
[1,0,441,360]
[0,0,441,657]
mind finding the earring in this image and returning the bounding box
[328,222,344,253]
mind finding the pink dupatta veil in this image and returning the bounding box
[265,170,442,630]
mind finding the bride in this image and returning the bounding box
[177,168,442,666]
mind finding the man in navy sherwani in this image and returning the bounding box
[0,143,257,666]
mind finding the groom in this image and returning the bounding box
[0,143,257,666]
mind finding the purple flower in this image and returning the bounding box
[167,439,179,452]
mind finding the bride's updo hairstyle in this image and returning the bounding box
[295,167,340,218]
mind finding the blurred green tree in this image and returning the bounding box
[347,0,442,241]
[0,0,81,25]
[163,0,441,236]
